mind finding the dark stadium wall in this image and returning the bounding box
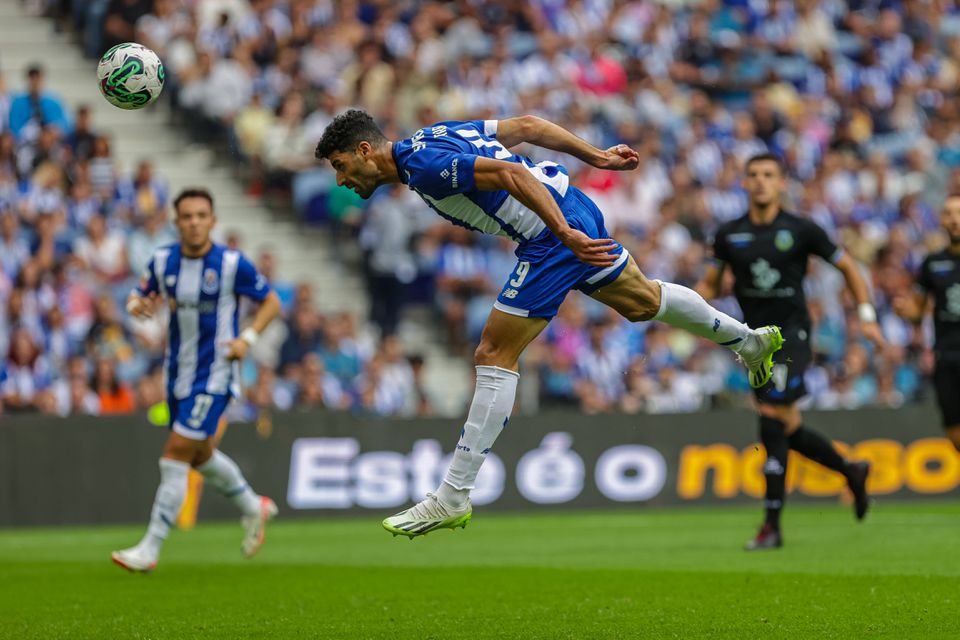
[0,406,956,527]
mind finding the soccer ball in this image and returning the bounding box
[97,43,164,110]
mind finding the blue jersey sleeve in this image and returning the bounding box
[234,254,271,301]
[136,256,160,296]
[404,146,479,199]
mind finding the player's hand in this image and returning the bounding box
[595,144,640,171]
[892,295,919,321]
[126,292,158,319]
[861,321,886,349]
[560,228,619,267]
[224,337,250,361]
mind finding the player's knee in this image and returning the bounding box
[474,340,516,368]
[625,280,661,322]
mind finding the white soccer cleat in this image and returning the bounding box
[241,496,278,558]
[382,492,472,538]
[111,545,158,573]
[736,325,784,388]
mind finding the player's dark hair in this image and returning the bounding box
[314,109,388,159]
[173,188,214,213]
[745,152,786,175]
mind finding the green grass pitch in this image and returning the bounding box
[0,501,957,639]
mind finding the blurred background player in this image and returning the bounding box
[895,195,960,453]
[697,154,883,550]
[315,111,783,537]
[111,188,282,572]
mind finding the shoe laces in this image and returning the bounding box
[406,493,449,520]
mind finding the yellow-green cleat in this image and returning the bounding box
[737,325,784,389]
[382,493,473,538]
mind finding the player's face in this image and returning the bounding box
[328,145,379,199]
[175,197,216,251]
[943,197,960,244]
[743,160,785,207]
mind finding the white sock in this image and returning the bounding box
[196,450,261,516]
[142,458,190,553]
[652,280,751,349]
[438,365,518,509]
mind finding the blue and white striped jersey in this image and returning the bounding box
[137,243,271,400]
[392,120,571,243]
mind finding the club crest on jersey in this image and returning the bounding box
[774,230,794,252]
[202,268,220,295]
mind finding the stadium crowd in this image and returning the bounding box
[11,0,960,416]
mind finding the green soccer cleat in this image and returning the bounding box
[737,325,784,388]
[382,493,473,538]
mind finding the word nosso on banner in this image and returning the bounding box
[678,438,960,500]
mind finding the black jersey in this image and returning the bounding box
[712,211,842,331]
[917,249,960,356]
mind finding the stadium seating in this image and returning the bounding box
[7,0,956,416]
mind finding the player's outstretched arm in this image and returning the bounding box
[834,253,886,348]
[496,115,639,171]
[472,156,617,267]
[225,291,282,361]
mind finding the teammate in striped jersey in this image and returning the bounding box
[315,110,785,538]
[111,188,282,572]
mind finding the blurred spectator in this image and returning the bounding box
[102,0,152,51]
[1,327,51,412]
[73,214,130,284]
[94,357,135,415]
[7,65,70,143]
[435,227,492,355]
[359,184,425,336]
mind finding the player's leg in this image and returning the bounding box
[787,414,870,521]
[111,429,210,572]
[383,309,548,538]
[744,402,795,551]
[933,359,960,453]
[194,410,278,557]
[588,257,783,388]
[437,309,548,504]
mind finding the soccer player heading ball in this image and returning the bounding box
[315,111,784,538]
[111,189,282,572]
[697,154,883,550]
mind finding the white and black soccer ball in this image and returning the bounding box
[97,43,164,110]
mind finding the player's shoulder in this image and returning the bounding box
[779,210,820,232]
[922,249,955,270]
[151,242,178,261]
[714,214,751,238]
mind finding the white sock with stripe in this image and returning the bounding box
[437,365,518,510]
[141,458,190,554]
[652,280,752,349]
[196,450,261,516]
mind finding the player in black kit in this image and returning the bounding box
[894,195,960,452]
[697,154,884,550]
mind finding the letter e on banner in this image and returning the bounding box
[287,438,359,509]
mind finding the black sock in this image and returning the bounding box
[760,416,789,529]
[788,425,849,477]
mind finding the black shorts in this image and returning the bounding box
[753,326,811,406]
[933,356,960,428]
